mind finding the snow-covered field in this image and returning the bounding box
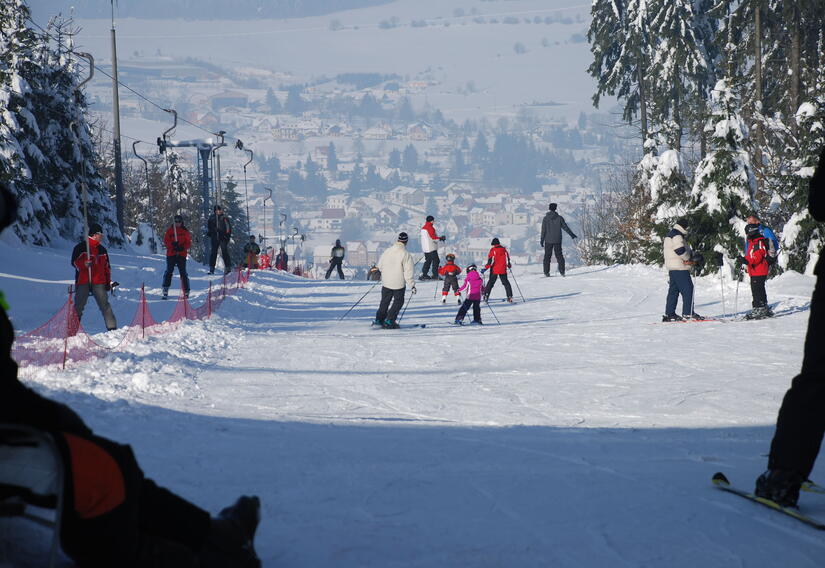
[1,242,822,567]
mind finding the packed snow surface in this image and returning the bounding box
[1,242,822,567]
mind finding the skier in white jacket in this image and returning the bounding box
[419,215,445,280]
[375,232,417,329]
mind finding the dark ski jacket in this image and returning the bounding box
[540,211,576,246]
[275,252,288,270]
[812,147,825,275]
[207,213,232,242]
[243,242,261,255]
[330,246,345,260]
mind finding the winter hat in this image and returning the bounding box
[214,204,223,211]
[249,235,256,240]
[398,232,409,244]
[548,203,557,211]
[745,223,761,238]
[335,239,341,246]
[426,215,434,222]
[675,218,689,230]
[88,223,103,236]
[446,253,455,261]
[467,263,477,271]
[491,238,500,246]
[174,214,183,223]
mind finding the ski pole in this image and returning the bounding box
[719,270,727,319]
[734,265,742,316]
[338,281,379,321]
[485,297,501,325]
[508,265,526,303]
[398,287,415,324]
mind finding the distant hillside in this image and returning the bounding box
[31,0,394,20]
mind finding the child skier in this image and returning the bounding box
[741,223,773,319]
[482,238,513,302]
[438,253,462,304]
[455,264,484,325]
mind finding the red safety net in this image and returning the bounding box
[13,267,251,373]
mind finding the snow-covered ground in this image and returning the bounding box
[1,241,823,567]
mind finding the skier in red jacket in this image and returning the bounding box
[740,223,772,319]
[438,253,462,304]
[162,214,192,299]
[482,238,513,303]
[71,223,117,331]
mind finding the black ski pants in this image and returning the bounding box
[326,258,345,280]
[455,298,481,323]
[209,238,231,273]
[162,255,190,293]
[376,287,405,323]
[484,272,513,299]
[56,432,210,568]
[767,272,825,478]
[543,243,565,276]
[442,275,459,296]
[750,275,768,308]
[421,251,440,278]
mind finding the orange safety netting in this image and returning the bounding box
[13,267,250,372]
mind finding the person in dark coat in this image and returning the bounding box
[243,235,261,269]
[755,146,825,507]
[162,214,191,299]
[71,222,117,331]
[207,204,232,275]
[0,184,261,567]
[540,203,577,277]
[274,247,288,271]
[325,239,346,280]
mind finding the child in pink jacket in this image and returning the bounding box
[454,264,484,325]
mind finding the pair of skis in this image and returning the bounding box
[711,472,825,530]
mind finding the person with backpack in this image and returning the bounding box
[662,218,704,322]
[419,215,445,280]
[744,213,779,261]
[755,145,825,507]
[325,239,346,280]
[454,264,484,325]
[739,223,773,319]
[71,222,117,331]
[482,238,513,303]
[243,235,261,269]
[207,204,232,275]
[162,214,191,300]
[438,253,462,304]
[540,203,577,277]
[374,232,416,329]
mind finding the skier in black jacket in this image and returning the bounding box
[0,183,261,567]
[540,203,577,277]
[755,146,825,507]
[325,239,346,280]
[207,204,232,275]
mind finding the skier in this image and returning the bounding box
[755,145,825,507]
[744,213,779,261]
[242,235,260,269]
[367,264,381,281]
[661,218,704,321]
[419,215,445,280]
[438,253,462,304]
[207,204,232,275]
[274,247,288,271]
[739,223,773,319]
[540,203,577,277]
[325,239,346,280]
[454,264,483,325]
[162,214,191,300]
[0,184,262,567]
[374,232,416,329]
[71,222,117,331]
[482,238,513,303]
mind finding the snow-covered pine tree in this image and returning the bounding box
[221,176,250,265]
[0,5,121,247]
[689,79,757,271]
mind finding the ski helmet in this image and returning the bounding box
[745,223,761,238]
[467,263,477,271]
[446,253,455,261]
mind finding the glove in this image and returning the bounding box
[480,268,487,274]
[736,255,746,264]
[438,236,446,241]
[507,263,511,269]
[540,242,544,248]
[411,286,417,294]
[173,242,184,252]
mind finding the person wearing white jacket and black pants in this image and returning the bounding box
[374,232,417,329]
[420,215,445,280]
[662,218,703,322]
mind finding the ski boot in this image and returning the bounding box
[507,297,513,303]
[419,274,431,281]
[453,319,463,325]
[382,319,400,329]
[662,313,684,322]
[755,469,803,508]
[162,287,169,300]
[442,297,447,304]
[184,291,190,299]
[372,318,383,326]
[457,297,462,305]
[685,312,705,321]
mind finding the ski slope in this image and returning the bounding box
[1,242,822,567]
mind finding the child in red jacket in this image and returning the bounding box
[482,238,513,302]
[742,223,773,319]
[438,253,462,304]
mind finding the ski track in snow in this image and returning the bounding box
[1,243,823,567]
